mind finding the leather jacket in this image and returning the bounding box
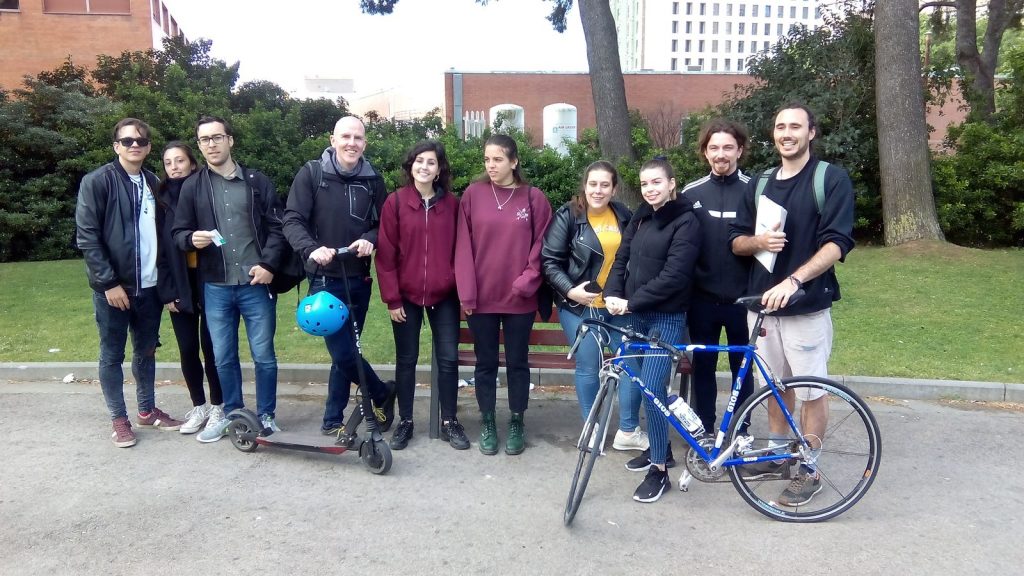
[541,200,631,310]
[75,159,162,295]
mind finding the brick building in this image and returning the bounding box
[445,71,755,148]
[0,0,184,91]
[444,70,965,151]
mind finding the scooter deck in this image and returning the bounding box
[254,430,353,455]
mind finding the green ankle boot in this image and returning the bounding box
[505,412,525,455]
[479,411,499,455]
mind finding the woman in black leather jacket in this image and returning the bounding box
[541,161,647,454]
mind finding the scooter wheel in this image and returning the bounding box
[359,438,392,475]
[226,417,259,453]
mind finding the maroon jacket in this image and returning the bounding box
[375,185,459,309]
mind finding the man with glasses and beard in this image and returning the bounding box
[172,115,290,443]
[76,117,183,448]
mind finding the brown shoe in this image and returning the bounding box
[136,407,183,431]
[111,416,137,448]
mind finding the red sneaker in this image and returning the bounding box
[111,416,137,448]
[136,407,183,431]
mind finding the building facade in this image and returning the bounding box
[0,0,184,90]
[611,0,831,73]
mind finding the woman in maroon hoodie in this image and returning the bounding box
[376,140,469,451]
[454,134,553,456]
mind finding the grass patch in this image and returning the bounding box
[0,240,1021,383]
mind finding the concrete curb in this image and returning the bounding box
[1,361,1021,402]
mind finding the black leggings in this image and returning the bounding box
[168,270,222,407]
[466,312,535,414]
[391,294,460,420]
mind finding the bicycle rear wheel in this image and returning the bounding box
[563,373,617,526]
[727,377,881,522]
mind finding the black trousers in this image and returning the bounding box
[168,269,222,407]
[687,297,753,431]
[466,312,535,414]
[391,294,461,420]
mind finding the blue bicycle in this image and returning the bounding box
[563,293,882,524]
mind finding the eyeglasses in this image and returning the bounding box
[116,137,151,147]
[197,134,229,147]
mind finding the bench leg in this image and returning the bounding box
[429,348,440,439]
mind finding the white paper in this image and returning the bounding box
[754,196,787,273]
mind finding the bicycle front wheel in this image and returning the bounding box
[563,373,617,526]
[727,377,882,522]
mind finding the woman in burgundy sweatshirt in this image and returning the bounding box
[375,140,469,451]
[454,134,553,456]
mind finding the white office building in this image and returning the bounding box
[611,1,835,73]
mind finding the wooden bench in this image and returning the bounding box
[428,307,693,438]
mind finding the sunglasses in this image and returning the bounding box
[116,137,151,147]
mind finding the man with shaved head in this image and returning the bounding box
[284,116,395,439]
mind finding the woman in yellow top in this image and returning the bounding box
[541,161,646,453]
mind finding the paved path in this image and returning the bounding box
[1,380,1021,575]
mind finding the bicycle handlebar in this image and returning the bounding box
[570,317,682,359]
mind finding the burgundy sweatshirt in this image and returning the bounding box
[375,185,458,309]
[454,181,553,314]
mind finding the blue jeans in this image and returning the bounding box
[92,287,162,419]
[309,274,388,428]
[558,305,640,432]
[203,283,278,417]
[632,311,686,466]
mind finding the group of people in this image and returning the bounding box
[76,101,854,506]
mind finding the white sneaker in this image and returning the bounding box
[179,404,210,435]
[259,414,281,433]
[613,427,650,452]
[197,405,228,443]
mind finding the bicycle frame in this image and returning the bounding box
[589,314,813,473]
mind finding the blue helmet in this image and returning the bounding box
[296,291,349,336]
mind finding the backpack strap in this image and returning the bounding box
[754,161,828,215]
[812,160,829,214]
[754,167,776,211]
[305,160,324,202]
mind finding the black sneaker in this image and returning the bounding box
[321,423,344,436]
[633,467,669,503]
[624,445,676,472]
[389,419,414,450]
[441,419,471,450]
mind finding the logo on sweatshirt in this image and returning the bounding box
[692,200,703,210]
[516,207,529,221]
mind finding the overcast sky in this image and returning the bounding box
[162,0,590,96]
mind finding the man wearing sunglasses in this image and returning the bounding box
[172,115,290,443]
[76,117,183,448]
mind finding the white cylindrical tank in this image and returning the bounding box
[543,103,578,155]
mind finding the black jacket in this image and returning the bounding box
[604,196,702,313]
[171,165,290,285]
[156,177,196,313]
[283,148,387,278]
[682,170,753,303]
[75,159,162,295]
[541,200,632,310]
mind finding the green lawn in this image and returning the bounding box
[0,241,1020,383]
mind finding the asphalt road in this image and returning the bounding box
[1,380,1021,575]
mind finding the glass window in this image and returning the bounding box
[739,4,745,16]
[777,23,783,35]
[685,39,692,51]
[699,40,705,52]
[673,2,679,15]
[738,40,745,52]
[738,22,745,34]
[738,58,745,71]
[726,3,732,16]
[700,2,706,15]
[672,20,679,33]
[686,2,692,15]
[0,0,20,9]
[45,0,131,13]
[671,58,678,71]
[725,40,732,53]
[711,58,718,70]
[713,21,719,34]
[672,39,678,52]
[151,0,159,22]
[752,5,758,17]
[713,2,720,16]
[686,21,692,33]
[726,22,732,34]
[790,6,796,18]
[712,39,719,52]
[765,5,771,17]
[763,40,770,51]
[725,59,731,71]
[803,7,809,19]
[699,21,705,33]
[685,57,691,65]
[752,23,757,35]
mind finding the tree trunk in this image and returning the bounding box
[578,0,638,206]
[876,0,945,245]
